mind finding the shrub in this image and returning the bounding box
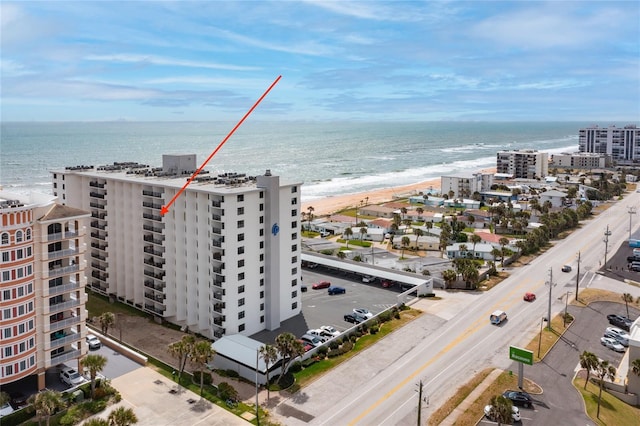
[317,346,328,357]
[193,371,213,385]
[349,334,357,343]
[289,361,303,373]
[217,382,239,402]
[302,357,316,368]
[93,387,108,400]
[328,348,341,358]
[341,340,354,352]
[378,311,392,323]
[223,369,240,378]
[329,340,340,350]
[370,325,379,334]
[59,406,83,426]
[394,311,401,319]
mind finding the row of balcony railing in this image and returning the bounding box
[47,231,79,242]
[89,202,106,210]
[144,304,166,315]
[49,281,79,295]
[47,247,80,260]
[89,181,105,188]
[143,258,165,268]
[144,279,165,291]
[51,348,81,364]
[144,246,163,257]
[47,264,79,278]
[89,192,105,199]
[142,190,162,198]
[91,252,106,261]
[49,315,81,331]
[143,224,163,234]
[143,235,163,245]
[142,201,163,209]
[91,242,107,251]
[49,298,81,313]
[142,213,162,222]
[90,221,107,230]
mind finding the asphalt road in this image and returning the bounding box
[270,191,640,425]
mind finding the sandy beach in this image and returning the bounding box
[303,167,497,216]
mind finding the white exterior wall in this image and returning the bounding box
[53,163,301,340]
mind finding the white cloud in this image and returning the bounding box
[84,54,260,71]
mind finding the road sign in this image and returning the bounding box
[509,346,533,365]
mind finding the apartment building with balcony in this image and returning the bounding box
[551,152,608,169]
[496,149,548,179]
[578,124,640,164]
[52,154,303,340]
[0,190,89,389]
[440,172,493,199]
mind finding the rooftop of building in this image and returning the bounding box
[0,190,56,210]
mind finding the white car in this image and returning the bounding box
[86,334,102,350]
[362,275,376,283]
[306,329,329,342]
[353,308,374,319]
[60,367,85,386]
[0,402,15,418]
[320,325,341,338]
[300,334,324,347]
[600,337,625,353]
[484,404,521,422]
[605,327,630,346]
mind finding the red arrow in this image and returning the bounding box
[160,75,282,216]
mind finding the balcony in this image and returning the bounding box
[143,246,163,257]
[49,298,81,313]
[47,230,79,242]
[90,231,107,241]
[213,330,225,339]
[91,262,107,271]
[49,315,82,332]
[89,192,105,199]
[47,264,79,278]
[212,266,222,274]
[91,242,108,251]
[89,202,106,210]
[212,290,225,301]
[144,304,166,315]
[144,280,165,292]
[91,211,107,219]
[50,348,81,365]
[143,225,163,234]
[89,181,105,189]
[142,213,162,222]
[142,190,162,198]
[49,280,80,296]
[46,247,80,260]
[91,252,106,261]
[90,221,107,230]
[212,214,222,221]
[212,200,222,208]
[91,281,108,292]
[213,302,225,313]
[49,331,80,349]
[142,201,163,209]
[144,258,165,268]
[212,227,222,235]
[91,271,108,282]
[143,269,165,280]
[213,317,224,326]
[143,235,164,245]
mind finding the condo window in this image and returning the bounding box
[291,256,297,264]
[260,303,264,311]
[238,298,245,307]
[238,195,244,202]
[292,302,297,310]
[292,244,297,251]
[291,267,297,275]
[291,198,297,205]
[292,233,297,240]
[237,220,244,228]
[238,247,245,255]
[238,311,245,319]
[291,209,297,217]
[291,291,297,298]
[291,221,297,229]
[238,260,245,268]
[259,229,264,236]
[260,203,264,211]
[260,316,264,323]
[259,254,264,261]
[238,285,245,293]
[260,192,264,198]
[259,216,264,224]
[238,233,244,242]
[292,279,297,287]
[291,186,297,193]
[260,266,264,274]
[1,233,8,245]
[15,231,23,243]
[239,324,245,332]
[238,272,245,280]
[260,291,264,299]
[237,207,244,215]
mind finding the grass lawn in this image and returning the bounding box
[573,377,640,425]
[86,290,150,319]
[572,288,640,309]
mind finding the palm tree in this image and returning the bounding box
[275,332,305,378]
[413,228,424,250]
[595,359,616,418]
[425,221,433,235]
[83,353,108,398]
[400,236,410,259]
[168,334,196,385]
[498,237,509,267]
[470,234,481,258]
[190,340,216,396]
[359,226,367,242]
[85,420,109,426]
[488,394,513,425]
[416,206,424,221]
[490,247,502,264]
[442,269,457,289]
[458,244,468,258]
[579,351,598,389]
[631,358,640,378]
[337,251,346,260]
[344,227,353,248]
[108,406,138,426]
[29,389,65,426]
[622,293,633,318]
[259,344,278,402]
[306,206,315,231]
[99,312,115,335]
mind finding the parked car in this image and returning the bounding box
[300,334,324,347]
[353,308,373,319]
[0,402,15,418]
[60,367,84,386]
[561,265,572,272]
[502,390,533,408]
[523,292,536,302]
[605,327,630,346]
[312,281,331,290]
[484,404,521,422]
[301,285,308,292]
[306,329,329,342]
[381,280,394,288]
[607,314,632,331]
[9,392,28,410]
[320,325,341,338]
[86,334,102,350]
[626,255,640,263]
[328,286,346,295]
[298,340,314,352]
[344,313,365,324]
[600,336,626,353]
[362,275,376,283]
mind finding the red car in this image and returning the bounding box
[312,281,331,289]
[381,280,394,288]
[523,292,536,302]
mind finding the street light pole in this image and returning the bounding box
[575,251,581,302]
[546,268,554,331]
[628,206,637,241]
[537,317,545,359]
[603,225,611,268]
[564,291,572,327]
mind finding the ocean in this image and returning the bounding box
[0,121,613,201]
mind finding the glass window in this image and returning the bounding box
[238,285,245,293]
[239,324,245,332]
[26,229,31,240]
[2,252,9,262]
[260,291,264,299]
[237,195,244,202]
[291,209,297,217]
[4,347,12,357]
[238,259,244,267]
[238,272,245,280]
[237,207,244,215]
[15,231,23,243]
[238,233,244,242]
[238,298,245,307]
[237,220,244,228]
[291,291,297,298]
[238,311,245,319]
[4,328,12,338]
[0,233,8,245]
[292,302,298,310]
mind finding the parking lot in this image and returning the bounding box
[251,265,410,344]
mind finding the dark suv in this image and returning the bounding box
[607,314,632,331]
[502,390,533,408]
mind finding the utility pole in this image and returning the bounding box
[546,268,554,331]
[575,251,580,302]
[628,206,637,241]
[603,225,611,268]
[416,380,424,426]
[256,349,260,425]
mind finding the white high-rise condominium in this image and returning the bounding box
[578,124,640,163]
[53,154,303,340]
[0,190,90,389]
[496,149,548,179]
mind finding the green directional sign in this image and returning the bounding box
[509,346,533,365]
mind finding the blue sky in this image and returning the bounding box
[1,1,638,122]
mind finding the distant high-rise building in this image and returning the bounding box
[551,152,607,169]
[440,172,493,199]
[496,150,548,179]
[0,190,89,389]
[578,124,640,163]
[52,155,303,340]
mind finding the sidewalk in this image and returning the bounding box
[438,368,502,426]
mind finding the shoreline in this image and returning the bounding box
[302,167,497,216]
